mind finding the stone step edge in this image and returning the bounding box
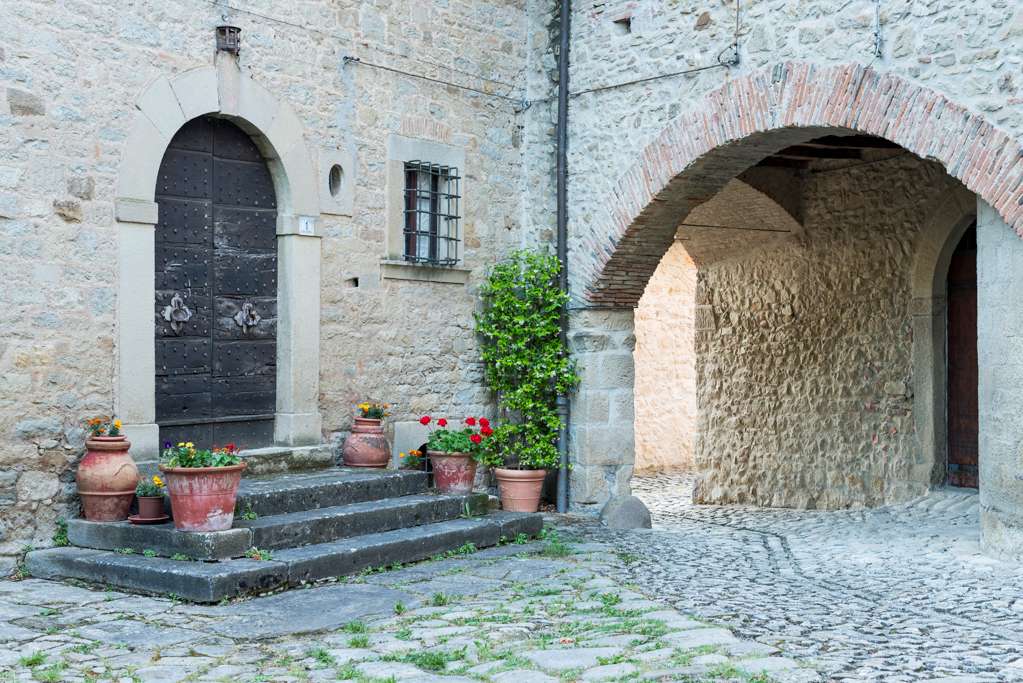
[235,469,429,516]
[26,513,543,603]
[66,492,490,559]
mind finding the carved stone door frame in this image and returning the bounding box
[114,58,323,459]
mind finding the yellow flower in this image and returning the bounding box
[185,442,194,448]
[152,475,163,487]
[177,442,185,447]
[113,419,122,429]
[399,452,406,459]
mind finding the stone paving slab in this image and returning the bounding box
[0,529,820,682]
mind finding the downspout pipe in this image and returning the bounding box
[555,0,571,514]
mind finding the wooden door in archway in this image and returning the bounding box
[946,224,978,488]
[154,116,278,450]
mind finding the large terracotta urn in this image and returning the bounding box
[494,468,547,512]
[159,463,247,532]
[76,436,138,521]
[428,451,477,494]
[343,418,391,468]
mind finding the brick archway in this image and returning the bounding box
[579,61,1023,306]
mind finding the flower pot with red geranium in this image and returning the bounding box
[159,442,246,532]
[77,416,139,521]
[343,401,392,468]
[421,416,493,493]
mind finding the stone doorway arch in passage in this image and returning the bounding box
[114,60,323,460]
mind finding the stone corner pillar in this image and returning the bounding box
[566,308,636,514]
[274,217,323,447]
[977,198,1023,561]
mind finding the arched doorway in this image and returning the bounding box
[946,224,978,488]
[154,116,278,449]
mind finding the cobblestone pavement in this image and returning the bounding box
[610,473,1023,682]
[0,536,820,682]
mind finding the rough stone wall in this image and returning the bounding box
[633,243,697,474]
[693,155,949,509]
[0,0,541,566]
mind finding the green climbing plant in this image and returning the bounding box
[475,249,578,470]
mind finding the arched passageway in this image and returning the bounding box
[567,62,1023,561]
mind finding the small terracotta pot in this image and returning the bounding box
[159,463,247,532]
[428,451,477,494]
[495,468,547,512]
[77,436,138,521]
[136,496,165,520]
[342,418,391,468]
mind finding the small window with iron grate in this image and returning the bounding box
[403,161,461,266]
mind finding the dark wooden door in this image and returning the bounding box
[155,116,277,450]
[946,224,978,488]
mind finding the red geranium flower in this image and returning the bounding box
[437,418,448,427]
[481,426,494,437]
[479,417,490,428]
[470,433,482,444]
[420,416,431,425]
[465,417,476,426]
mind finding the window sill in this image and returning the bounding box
[379,259,471,285]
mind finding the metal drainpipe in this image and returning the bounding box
[555,0,571,514]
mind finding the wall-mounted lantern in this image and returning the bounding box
[216,25,241,55]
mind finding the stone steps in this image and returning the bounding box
[64,492,490,558]
[28,466,544,602]
[27,513,542,603]
[239,492,490,550]
[235,468,428,516]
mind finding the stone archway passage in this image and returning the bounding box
[155,116,279,449]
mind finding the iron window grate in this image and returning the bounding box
[403,160,461,266]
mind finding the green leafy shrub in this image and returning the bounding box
[475,250,578,470]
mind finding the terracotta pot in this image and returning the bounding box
[428,451,477,494]
[342,418,391,468]
[159,463,247,532]
[136,496,165,520]
[77,436,138,521]
[495,468,547,512]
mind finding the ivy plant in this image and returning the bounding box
[475,249,578,470]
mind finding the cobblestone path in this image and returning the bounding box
[610,473,1023,682]
[0,536,819,682]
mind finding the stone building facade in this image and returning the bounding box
[0,0,554,566]
[562,0,1023,561]
[3,0,1023,565]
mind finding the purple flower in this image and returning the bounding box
[163,441,172,448]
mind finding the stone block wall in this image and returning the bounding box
[0,0,548,567]
[633,243,697,474]
[567,309,636,510]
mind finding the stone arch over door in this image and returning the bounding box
[114,61,323,459]
[909,185,977,488]
[568,60,1023,560]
